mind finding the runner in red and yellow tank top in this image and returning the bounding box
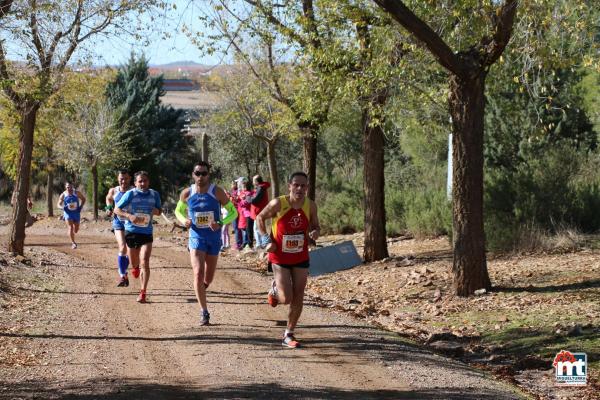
[256,171,321,348]
[268,194,311,267]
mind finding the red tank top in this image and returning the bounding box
[269,195,310,265]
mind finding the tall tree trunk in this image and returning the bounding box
[46,165,54,217]
[300,123,318,201]
[9,104,39,255]
[266,140,279,198]
[92,163,99,221]
[449,72,491,296]
[362,110,389,262]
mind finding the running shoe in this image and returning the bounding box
[136,290,146,303]
[117,276,129,287]
[282,333,300,348]
[267,280,278,307]
[71,243,77,249]
[200,310,210,326]
[131,266,141,279]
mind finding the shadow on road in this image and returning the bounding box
[494,278,600,293]
[0,379,513,399]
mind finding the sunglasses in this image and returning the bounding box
[194,170,209,177]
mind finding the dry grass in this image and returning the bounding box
[514,226,589,254]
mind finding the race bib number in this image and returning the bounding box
[282,234,304,253]
[67,202,78,211]
[195,211,214,228]
[132,213,151,227]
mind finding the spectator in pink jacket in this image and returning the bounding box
[238,179,254,250]
[250,175,271,249]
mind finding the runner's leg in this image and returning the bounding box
[67,220,75,244]
[140,242,152,292]
[115,230,129,277]
[128,247,141,274]
[287,267,309,331]
[190,249,208,310]
[272,265,293,305]
[204,254,219,288]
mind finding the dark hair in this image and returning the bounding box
[134,171,149,180]
[254,175,263,184]
[288,171,308,183]
[118,169,130,176]
[194,161,211,171]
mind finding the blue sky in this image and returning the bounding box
[92,0,220,67]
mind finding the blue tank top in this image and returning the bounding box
[63,191,80,218]
[188,184,221,239]
[112,186,132,227]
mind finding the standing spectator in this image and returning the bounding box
[229,180,242,250]
[250,175,271,249]
[236,177,249,249]
[238,179,254,250]
[220,204,231,251]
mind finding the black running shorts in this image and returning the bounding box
[125,232,153,249]
[271,260,310,269]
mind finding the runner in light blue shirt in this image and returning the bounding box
[115,171,161,303]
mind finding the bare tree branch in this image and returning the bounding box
[371,0,462,76]
[266,39,287,106]
[0,0,12,19]
[29,1,48,68]
[482,0,518,67]
[240,0,308,47]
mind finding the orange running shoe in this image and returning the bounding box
[131,266,141,279]
[267,281,278,307]
[282,333,300,348]
[136,290,146,303]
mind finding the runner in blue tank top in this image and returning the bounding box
[105,170,134,287]
[114,171,162,304]
[175,161,238,325]
[57,182,86,249]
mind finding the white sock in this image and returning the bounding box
[284,329,294,337]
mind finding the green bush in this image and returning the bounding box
[318,176,363,234]
[403,187,451,238]
[385,186,405,236]
[485,146,600,250]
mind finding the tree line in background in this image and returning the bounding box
[1,55,194,216]
[1,0,598,297]
[191,0,599,295]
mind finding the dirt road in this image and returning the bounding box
[0,221,524,399]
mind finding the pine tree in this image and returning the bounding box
[106,54,193,196]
